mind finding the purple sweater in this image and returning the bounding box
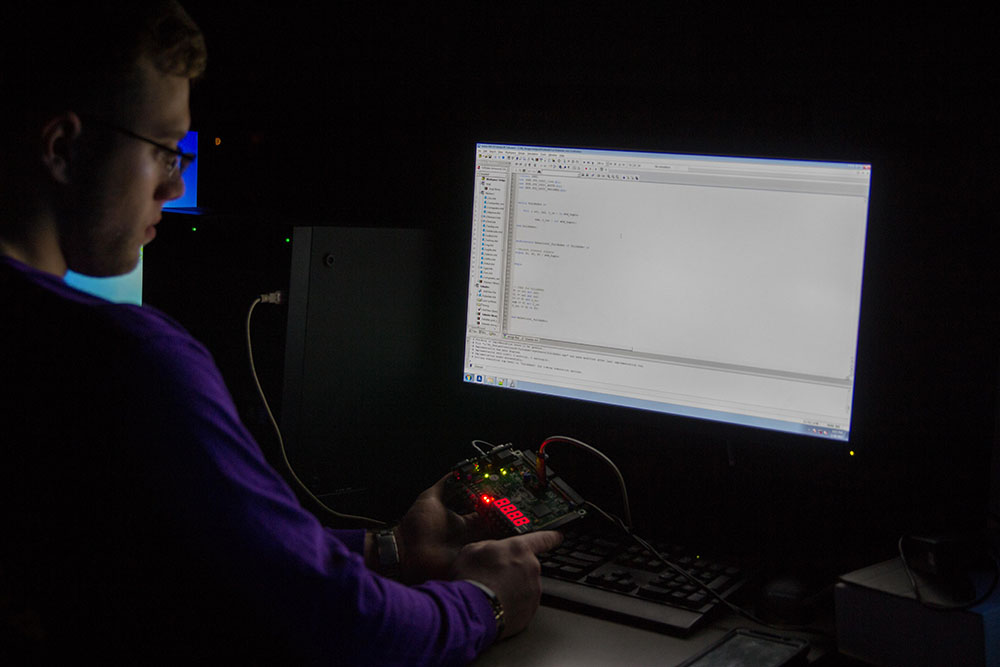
[0,256,495,664]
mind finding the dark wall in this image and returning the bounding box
[149,5,998,566]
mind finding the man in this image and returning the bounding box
[0,3,560,663]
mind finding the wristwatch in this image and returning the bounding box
[463,579,505,639]
[374,527,400,579]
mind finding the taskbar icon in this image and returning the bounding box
[464,372,515,389]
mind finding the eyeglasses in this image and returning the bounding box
[80,113,196,181]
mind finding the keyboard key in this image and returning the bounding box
[569,551,605,563]
[540,521,750,635]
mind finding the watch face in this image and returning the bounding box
[376,530,400,572]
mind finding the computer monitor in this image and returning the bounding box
[163,130,199,210]
[462,143,872,445]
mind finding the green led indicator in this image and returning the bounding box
[191,227,197,232]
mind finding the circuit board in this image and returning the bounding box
[445,443,586,537]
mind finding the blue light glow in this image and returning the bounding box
[163,130,198,209]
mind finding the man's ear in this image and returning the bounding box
[39,111,82,185]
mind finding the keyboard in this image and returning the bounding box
[539,521,750,635]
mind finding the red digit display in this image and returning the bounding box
[495,497,531,526]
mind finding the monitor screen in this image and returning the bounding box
[463,144,871,443]
[163,130,199,210]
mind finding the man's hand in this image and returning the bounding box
[393,475,485,583]
[451,531,563,639]
[386,477,563,639]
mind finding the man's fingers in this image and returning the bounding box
[507,530,563,554]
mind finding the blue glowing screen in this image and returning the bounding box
[163,130,198,209]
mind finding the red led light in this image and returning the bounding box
[481,494,493,504]
[494,497,530,526]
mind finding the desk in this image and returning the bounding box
[475,604,840,666]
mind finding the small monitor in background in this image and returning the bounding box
[163,130,198,211]
[64,249,144,306]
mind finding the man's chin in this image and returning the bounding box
[67,252,141,279]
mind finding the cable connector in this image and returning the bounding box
[260,290,285,305]
[535,451,549,488]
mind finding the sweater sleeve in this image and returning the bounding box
[117,315,497,665]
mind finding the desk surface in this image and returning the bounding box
[475,604,838,666]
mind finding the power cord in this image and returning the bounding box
[247,292,386,527]
[523,435,832,637]
[537,435,633,528]
[586,499,833,637]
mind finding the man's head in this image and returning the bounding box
[0,2,206,277]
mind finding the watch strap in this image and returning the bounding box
[463,579,505,639]
[374,527,400,578]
